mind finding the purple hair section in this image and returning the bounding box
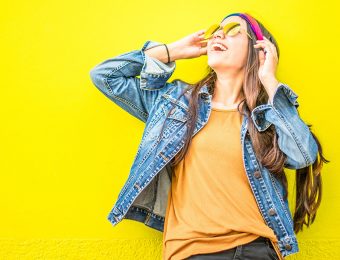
[221,12,264,41]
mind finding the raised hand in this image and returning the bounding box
[253,36,279,87]
[168,29,208,60]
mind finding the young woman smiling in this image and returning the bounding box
[90,12,328,260]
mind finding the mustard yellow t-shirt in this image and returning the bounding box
[162,106,281,260]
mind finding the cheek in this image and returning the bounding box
[231,44,248,60]
[225,43,249,68]
[229,38,248,53]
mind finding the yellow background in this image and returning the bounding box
[1,0,338,259]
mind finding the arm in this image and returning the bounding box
[89,41,182,123]
[251,82,318,169]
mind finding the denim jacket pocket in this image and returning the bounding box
[162,102,189,123]
[146,98,189,142]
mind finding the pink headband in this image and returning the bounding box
[221,13,264,41]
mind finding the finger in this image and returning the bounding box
[258,36,272,43]
[266,40,278,60]
[254,42,271,51]
[199,38,209,43]
[200,46,208,55]
[254,47,269,58]
[196,31,207,40]
[261,36,275,52]
[259,36,278,58]
[255,43,266,64]
[197,29,206,35]
[198,32,207,38]
[199,42,209,50]
[258,49,265,65]
[262,36,274,45]
[254,43,278,61]
[253,42,270,54]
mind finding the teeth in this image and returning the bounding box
[212,43,227,51]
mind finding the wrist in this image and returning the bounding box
[262,77,279,104]
[167,42,184,62]
[262,77,279,88]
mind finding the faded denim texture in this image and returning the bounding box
[89,40,318,258]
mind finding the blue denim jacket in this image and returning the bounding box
[89,40,318,258]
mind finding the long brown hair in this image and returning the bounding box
[157,18,329,234]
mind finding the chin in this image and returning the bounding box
[208,58,229,70]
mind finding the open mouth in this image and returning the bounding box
[211,43,228,52]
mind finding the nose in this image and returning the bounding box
[213,28,225,39]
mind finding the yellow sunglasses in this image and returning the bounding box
[202,22,253,41]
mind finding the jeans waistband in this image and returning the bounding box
[252,236,270,243]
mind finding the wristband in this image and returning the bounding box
[163,44,170,63]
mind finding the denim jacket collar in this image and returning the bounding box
[90,40,319,259]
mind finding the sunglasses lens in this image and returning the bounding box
[204,22,241,39]
[227,25,241,36]
[222,22,239,35]
[204,24,220,39]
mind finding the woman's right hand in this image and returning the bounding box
[167,29,208,60]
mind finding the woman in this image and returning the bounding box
[90,12,328,260]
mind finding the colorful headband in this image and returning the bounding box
[221,13,264,41]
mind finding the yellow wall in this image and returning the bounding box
[1,0,338,259]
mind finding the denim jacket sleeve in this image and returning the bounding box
[89,40,176,123]
[251,82,318,169]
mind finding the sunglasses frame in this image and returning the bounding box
[203,22,254,41]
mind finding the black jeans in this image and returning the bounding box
[186,236,279,260]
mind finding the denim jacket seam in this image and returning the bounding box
[101,59,299,254]
[134,89,179,173]
[271,105,311,166]
[140,41,175,75]
[251,105,272,131]
[100,52,152,120]
[140,48,175,77]
[106,60,131,77]
[161,93,189,112]
[268,172,294,227]
[273,83,299,108]
[251,82,299,131]
[141,85,169,91]
[141,40,163,52]
[136,137,160,170]
[245,143,287,235]
[103,77,149,121]
[251,83,312,166]
[121,136,186,214]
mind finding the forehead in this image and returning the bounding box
[220,16,247,28]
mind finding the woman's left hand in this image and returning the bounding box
[253,36,279,87]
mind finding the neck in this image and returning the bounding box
[212,72,245,108]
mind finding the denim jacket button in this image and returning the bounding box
[268,208,277,216]
[112,207,120,215]
[254,170,261,178]
[284,244,292,250]
[134,182,141,190]
[201,93,209,100]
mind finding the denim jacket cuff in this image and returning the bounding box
[139,40,176,90]
[251,82,300,132]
